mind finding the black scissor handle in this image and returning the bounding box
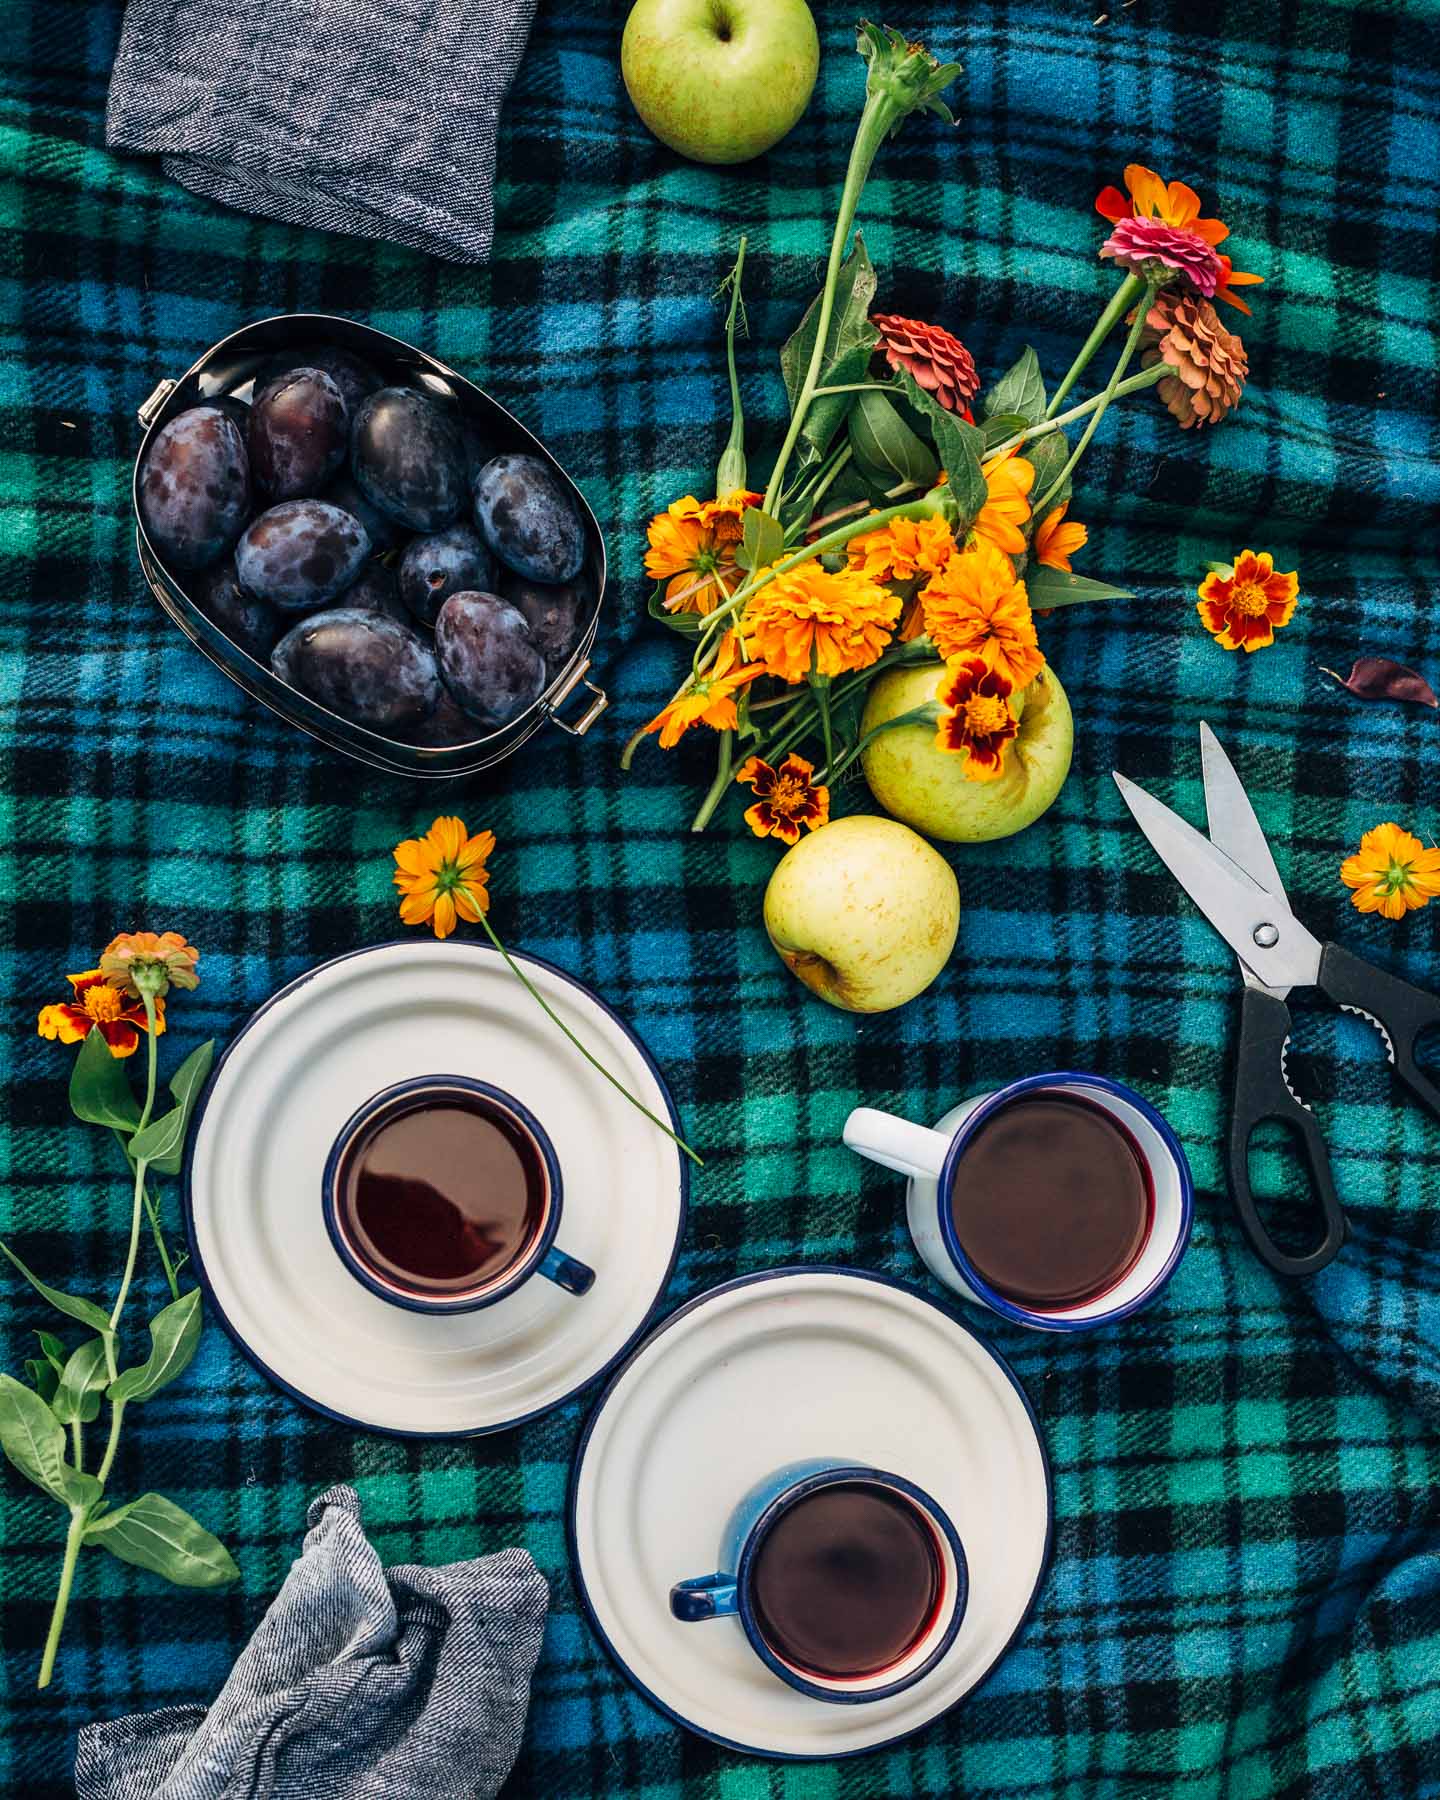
[1228,985,1347,1277]
[1318,942,1440,1122]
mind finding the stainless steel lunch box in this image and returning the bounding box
[132,313,608,779]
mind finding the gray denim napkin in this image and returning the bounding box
[75,1484,548,1800]
[105,0,538,264]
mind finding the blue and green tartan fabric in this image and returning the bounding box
[3,0,1440,1795]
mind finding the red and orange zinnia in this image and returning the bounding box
[1196,550,1299,652]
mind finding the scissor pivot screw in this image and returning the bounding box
[1253,923,1279,948]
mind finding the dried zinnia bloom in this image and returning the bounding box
[919,540,1044,690]
[736,753,830,845]
[1032,503,1088,572]
[871,314,979,415]
[38,971,167,1059]
[743,563,900,684]
[1196,550,1298,652]
[643,631,764,748]
[934,658,1018,781]
[972,451,1035,558]
[644,489,760,615]
[1340,823,1440,920]
[847,514,955,584]
[100,931,199,998]
[393,817,494,940]
[1140,290,1248,429]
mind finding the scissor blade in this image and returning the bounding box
[1113,771,1324,991]
[1199,722,1288,901]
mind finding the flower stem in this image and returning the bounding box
[715,237,749,495]
[108,995,160,1346]
[96,1398,126,1487]
[690,729,735,834]
[804,447,853,522]
[820,702,940,782]
[477,916,704,1169]
[1044,271,1144,417]
[993,365,1166,460]
[37,1507,87,1690]
[811,676,834,774]
[1035,282,1158,515]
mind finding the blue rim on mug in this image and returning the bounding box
[321,1073,591,1314]
[935,1071,1194,1332]
[672,1463,968,1705]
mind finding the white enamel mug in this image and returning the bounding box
[844,1072,1194,1332]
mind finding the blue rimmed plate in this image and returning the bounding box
[183,940,687,1436]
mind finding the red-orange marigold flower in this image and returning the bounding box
[37,971,167,1059]
[736,753,830,846]
[1196,550,1299,652]
[934,658,1019,781]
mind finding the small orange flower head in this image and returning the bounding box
[393,817,495,940]
[100,931,200,999]
[847,514,956,585]
[643,630,765,749]
[934,658,1019,781]
[1032,503,1088,573]
[1196,550,1299,652]
[1340,823,1440,921]
[743,563,901,684]
[644,490,760,616]
[38,970,167,1059]
[919,540,1045,691]
[736,753,831,846]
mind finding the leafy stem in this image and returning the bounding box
[714,237,749,495]
[1044,271,1145,417]
[108,993,160,1346]
[1035,279,1160,514]
[37,1507,87,1690]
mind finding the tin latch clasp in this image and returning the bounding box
[137,380,178,430]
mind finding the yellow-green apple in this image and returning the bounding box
[621,0,819,166]
[762,815,960,1012]
[861,663,1074,842]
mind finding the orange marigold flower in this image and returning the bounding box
[1340,823,1440,921]
[1095,163,1229,245]
[935,658,1019,781]
[1033,503,1088,573]
[1196,550,1299,652]
[973,451,1034,558]
[736,753,831,846]
[393,816,495,940]
[919,541,1045,690]
[38,970,167,1059]
[643,631,764,748]
[100,931,200,998]
[743,563,901,684]
[847,514,956,585]
[644,489,760,615]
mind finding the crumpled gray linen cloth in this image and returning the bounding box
[105,0,538,263]
[75,1484,549,1800]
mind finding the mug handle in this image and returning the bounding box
[670,1573,739,1622]
[538,1245,595,1295]
[843,1107,952,1180]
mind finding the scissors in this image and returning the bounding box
[1113,723,1440,1278]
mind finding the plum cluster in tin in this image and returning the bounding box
[138,347,590,745]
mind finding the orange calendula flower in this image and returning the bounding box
[847,514,956,585]
[38,971,167,1059]
[934,658,1019,781]
[1196,550,1299,652]
[393,816,495,940]
[919,541,1045,690]
[644,489,760,615]
[743,563,901,684]
[973,452,1035,558]
[1033,503,1088,573]
[100,930,199,998]
[644,631,765,748]
[1340,823,1440,920]
[736,753,830,845]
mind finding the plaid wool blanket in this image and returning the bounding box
[2,0,1439,1795]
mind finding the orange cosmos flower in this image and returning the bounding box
[1213,254,1264,316]
[847,514,956,584]
[1196,550,1299,652]
[644,489,760,615]
[919,541,1045,690]
[38,971,167,1059]
[743,563,901,684]
[736,753,831,846]
[644,631,765,748]
[934,658,1019,781]
[1033,503,1089,573]
[393,816,494,939]
[972,451,1035,557]
[1095,164,1229,244]
[1340,823,1440,920]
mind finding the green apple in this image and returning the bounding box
[620,0,820,166]
[860,663,1074,842]
[763,815,960,1013]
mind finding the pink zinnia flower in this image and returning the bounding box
[1100,215,1224,298]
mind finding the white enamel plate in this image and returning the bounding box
[184,941,688,1435]
[569,1267,1052,1760]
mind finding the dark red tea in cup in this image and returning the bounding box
[948,1092,1153,1308]
[749,1481,942,1679]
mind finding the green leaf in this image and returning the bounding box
[51,1338,110,1427]
[25,1359,58,1405]
[1025,431,1071,507]
[890,369,988,531]
[1025,566,1136,608]
[85,1492,239,1588]
[981,347,1047,426]
[109,1289,202,1404]
[0,1373,98,1507]
[734,506,785,576]
[646,583,703,637]
[981,412,1029,453]
[35,1331,67,1374]
[68,1026,142,1133]
[128,1041,214,1173]
[778,235,879,470]
[848,391,940,490]
[0,1242,113,1339]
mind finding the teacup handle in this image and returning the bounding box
[538,1245,595,1296]
[670,1572,739,1622]
[843,1107,951,1180]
